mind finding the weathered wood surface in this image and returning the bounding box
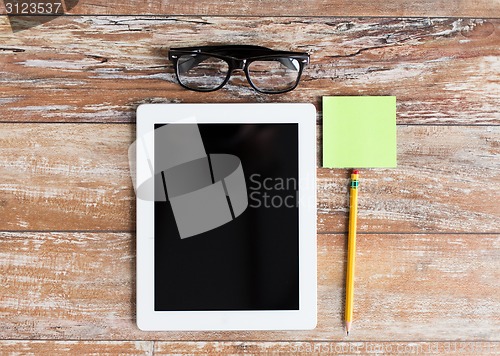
[0,124,135,231]
[0,341,154,355]
[0,17,498,125]
[1,340,499,355]
[0,124,498,233]
[0,232,498,340]
[0,1,499,351]
[154,341,500,355]
[0,0,499,17]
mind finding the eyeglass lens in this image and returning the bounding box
[247,58,301,92]
[176,54,302,93]
[177,54,229,91]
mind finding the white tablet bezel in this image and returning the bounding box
[135,103,317,331]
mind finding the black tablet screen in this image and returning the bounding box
[154,123,299,311]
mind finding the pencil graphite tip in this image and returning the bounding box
[345,321,352,336]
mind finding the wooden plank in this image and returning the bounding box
[1,340,498,355]
[318,125,500,234]
[0,17,498,125]
[0,341,154,355]
[0,124,135,231]
[0,232,135,340]
[0,0,498,18]
[0,232,498,340]
[154,341,500,354]
[338,234,500,340]
[0,124,498,233]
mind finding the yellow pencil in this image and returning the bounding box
[345,169,359,335]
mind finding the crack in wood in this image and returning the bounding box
[86,55,108,63]
[0,47,26,53]
[327,44,394,58]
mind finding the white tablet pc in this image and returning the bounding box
[133,103,316,331]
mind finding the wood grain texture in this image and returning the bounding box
[0,341,154,355]
[0,232,498,341]
[0,232,135,340]
[0,124,498,233]
[0,124,135,231]
[0,17,498,125]
[318,125,500,234]
[1,340,499,355]
[0,1,499,350]
[154,341,500,355]
[0,0,499,17]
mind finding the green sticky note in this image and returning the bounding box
[322,96,397,168]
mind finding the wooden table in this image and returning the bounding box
[1,0,499,354]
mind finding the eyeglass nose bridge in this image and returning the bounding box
[229,58,247,72]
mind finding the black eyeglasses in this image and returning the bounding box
[168,45,310,94]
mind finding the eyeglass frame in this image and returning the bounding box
[168,45,310,94]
